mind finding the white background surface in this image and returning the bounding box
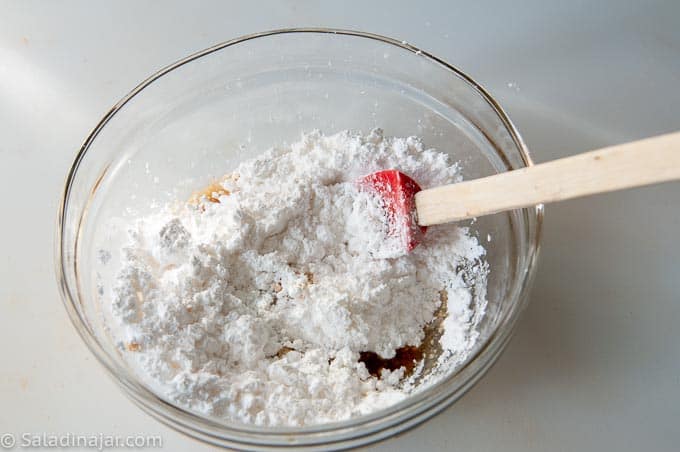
[1,1,679,450]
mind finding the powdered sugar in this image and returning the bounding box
[102,129,488,426]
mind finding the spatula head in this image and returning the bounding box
[358,169,427,252]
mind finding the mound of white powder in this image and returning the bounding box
[105,129,488,426]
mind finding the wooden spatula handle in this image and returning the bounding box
[415,131,680,226]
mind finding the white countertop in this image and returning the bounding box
[1,1,679,450]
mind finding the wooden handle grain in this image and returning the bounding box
[415,131,680,226]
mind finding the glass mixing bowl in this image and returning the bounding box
[57,29,542,450]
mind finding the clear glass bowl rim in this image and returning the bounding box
[56,28,543,449]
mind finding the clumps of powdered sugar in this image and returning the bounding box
[102,129,488,426]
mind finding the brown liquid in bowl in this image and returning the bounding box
[359,346,423,377]
[359,290,449,378]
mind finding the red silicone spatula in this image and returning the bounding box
[358,170,427,251]
[359,131,680,251]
